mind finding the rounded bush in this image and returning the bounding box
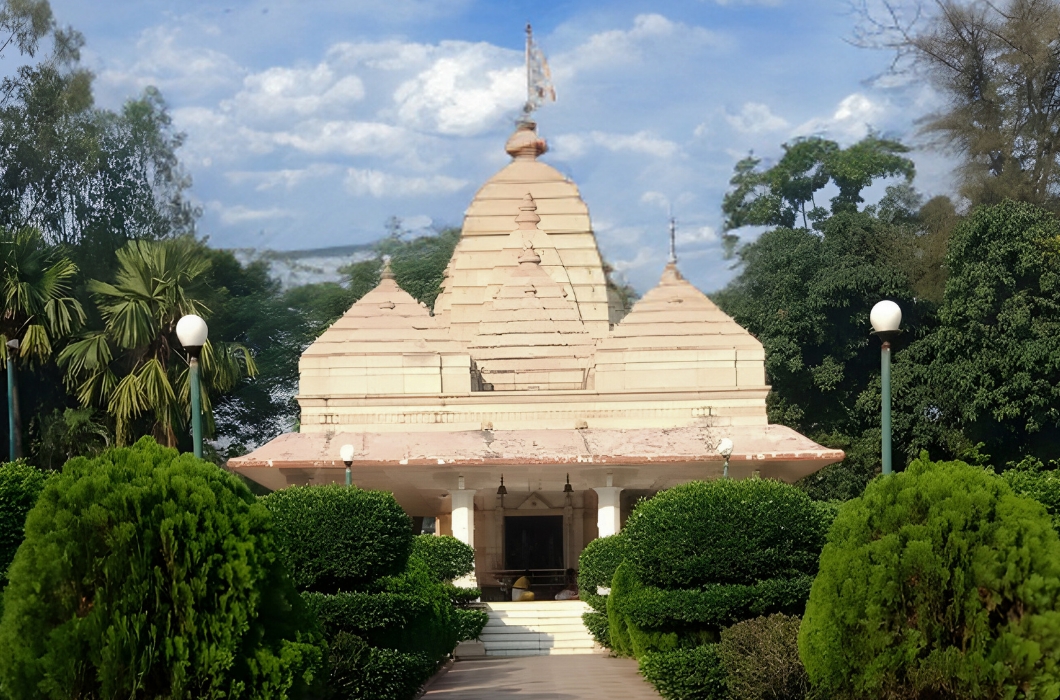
[0,461,51,586]
[263,485,413,593]
[623,479,828,588]
[719,614,808,700]
[800,455,1060,698]
[411,534,474,582]
[578,533,628,611]
[639,645,728,700]
[0,437,324,700]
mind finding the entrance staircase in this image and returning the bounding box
[479,600,600,656]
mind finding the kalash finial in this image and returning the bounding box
[380,255,395,280]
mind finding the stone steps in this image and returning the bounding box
[480,601,601,657]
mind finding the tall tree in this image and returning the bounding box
[0,226,83,457]
[58,238,256,446]
[855,0,1060,210]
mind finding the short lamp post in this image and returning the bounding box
[717,438,734,479]
[176,315,208,459]
[340,444,354,487]
[6,338,20,461]
[870,300,902,475]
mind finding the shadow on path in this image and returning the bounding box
[423,654,662,699]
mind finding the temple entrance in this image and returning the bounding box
[504,515,563,571]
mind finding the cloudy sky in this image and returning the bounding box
[48,0,951,294]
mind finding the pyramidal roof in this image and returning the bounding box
[598,263,762,351]
[302,259,459,357]
[467,195,595,390]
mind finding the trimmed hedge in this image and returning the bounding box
[453,608,489,642]
[0,437,324,700]
[620,576,814,629]
[0,461,51,586]
[623,479,828,588]
[582,611,610,647]
[639,645,728,700]
[411,535,474,582]
[324,632,435,700]
[801,455,1060,698]
[263,485,413,593]
[578,533,627,612]
[302,592,429,636]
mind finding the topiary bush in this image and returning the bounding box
[411,534,474,582]
[0,461,51,587]
[452,608,489,642]
[263,485,413,593]
[323,632,434,700]
[579,533,628,611]
[0,437,324,700]
[639,645,728,700]
[719,614,808,700]
[624,479,828,588]
[800,454,1060,699]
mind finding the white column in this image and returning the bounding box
[593,487,623,538]
[452,489,476,548]
[451,488,478,589]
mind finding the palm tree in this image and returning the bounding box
[0,226,85,457]
[58,237,256,447]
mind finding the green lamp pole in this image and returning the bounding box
[176,315,209,459]
[716,438,733,479]
[870,301,902,475]
[340,444,354,487]
[6,338,21,461]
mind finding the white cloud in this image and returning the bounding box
[793,93,888,142]
[392,41,524,136]
[226,164,341,190]
[554,130,679,159]
[726,102,789,134]
[563,14,726,73]
[641,191,671,210]
[210,202,294,225]
[677,225,717,244]
[610,247,660,274]
[226,64,366,123]
[343,168,468,198]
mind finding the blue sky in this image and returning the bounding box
[48,0,951,294]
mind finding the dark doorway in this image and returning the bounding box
[505,515,563,570]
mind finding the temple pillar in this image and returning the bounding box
[593,486,623,538]
[452,487,477,588]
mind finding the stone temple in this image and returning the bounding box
[228,120,843,599]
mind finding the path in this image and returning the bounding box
[422,655,662,699]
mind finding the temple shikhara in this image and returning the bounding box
[228,116,844,599]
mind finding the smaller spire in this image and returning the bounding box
[516,193,541,229]
[518,241,542,265]
[380,255,395,280]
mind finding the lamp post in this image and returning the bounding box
[870,300,902,475]
[340,444,354,486]
[176,315,208,459]
[716,438,734,479]
[6,338,21,461]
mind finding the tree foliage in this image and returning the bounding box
[719,614,810,700]
[0,437,325,699]
[0,459,49,586]
[800,454,1060,699]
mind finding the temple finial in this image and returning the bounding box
[380,255,395,280]
[668,215,677,265]
[522,22,556,120]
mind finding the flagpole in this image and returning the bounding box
[525,23,532,116]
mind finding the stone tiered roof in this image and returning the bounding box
[594,263,766,393]
[467,196,595,391]
[434,121,624,338]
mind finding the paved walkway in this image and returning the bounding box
[422,655,662,699]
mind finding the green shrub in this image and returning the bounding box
[452,608,489,642]
[411,534,474,581]
[368,555,459,661]
[624,479,828,588]
[800,454,1060,699]
[719,614,808,700]
[579,533,627,612]
[0,437,324,700]
[444,584,481,606]
[0,461,51,586]
[263,485,413,593]
[639,645,728,700]
[302,592,429,636]
[583,611,610,647]
[620,577,813,629]
[1003,456,1060,529]
[323,632,434,700]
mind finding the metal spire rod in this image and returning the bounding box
[668,213,677,265]
[525,23,533,115]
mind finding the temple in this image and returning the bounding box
[228,120,844,598]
